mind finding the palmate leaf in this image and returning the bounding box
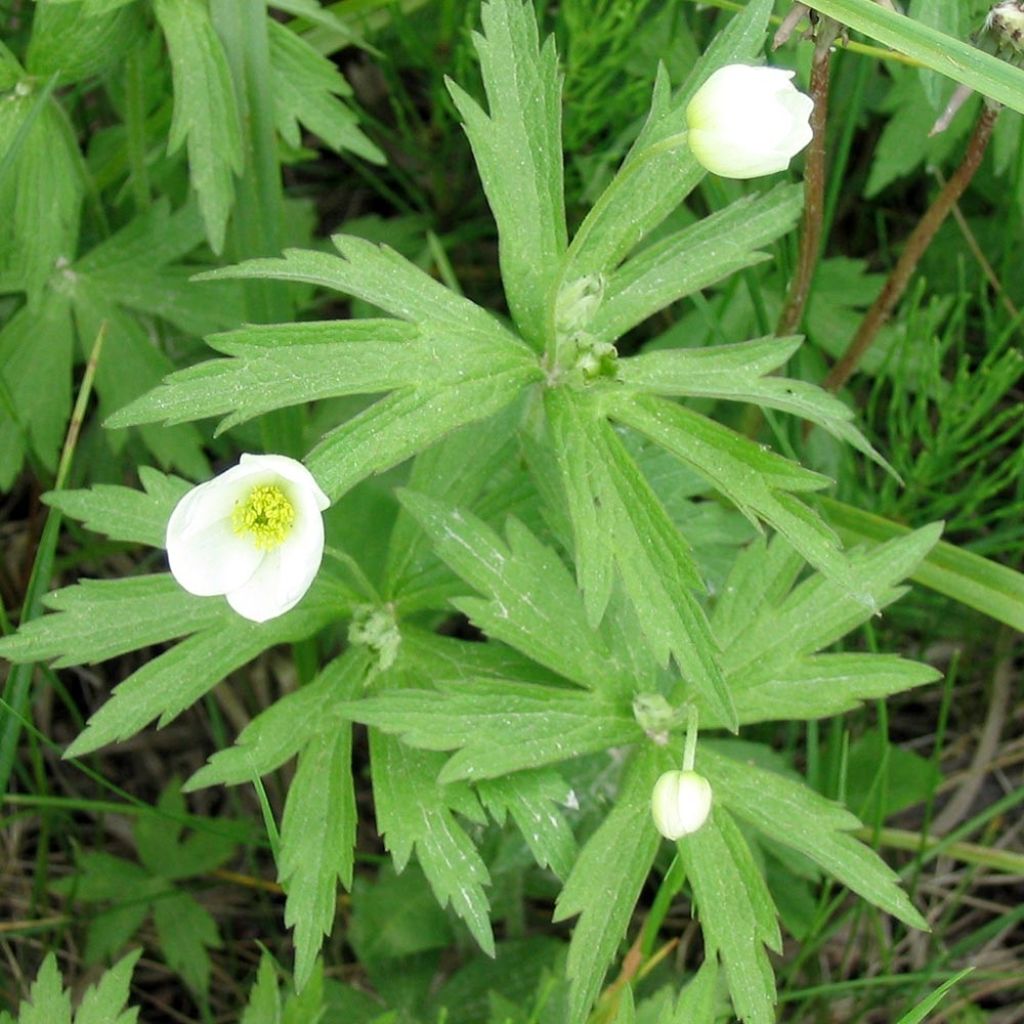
[477,768,578,880]
[678,807,782,1024]
[307,368,538,500]
[607,391,868,602]
[184,654,361,792]
[447,0,566,347]
[153,890,222,997]
[370,731,495,956]
[42,466,190,548]
[545,389,735,728]
[0,86,83,303]
[197,237,524,348]
[0,576,230,668]
[60,591,340,758]
[153,0,243,253]
[553,744,669,1024]
[108,319,532,434]
[619,335,889,470]
[397,489,629,697]
[268,19,383,163]
[342,678,640,784]
[701,743,928,930]
[11,951,141,1024]
[278,665,361,989]
[589,184,803,345]
[0,293,74,488]
[720,526,942,692]
[708,528,941,727]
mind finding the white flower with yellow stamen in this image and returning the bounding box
[165,454,330,623]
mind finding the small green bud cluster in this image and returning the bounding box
[348,603,401,672]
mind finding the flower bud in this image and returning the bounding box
[651,769,712,840]
[685,64,814,180]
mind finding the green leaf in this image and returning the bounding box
[679,807,781,1024]
[26,3,145,84]
[268,19,383,162]
[819,495,1024,631]
[350,864,454,963]
[133,782,239,880]
[385,406,524,598]
[0,576,230,667]
[561,0,774,280]
[608,392,865,601]
[720,526,942,697]
[734,653,939,724]
[544,388,616,627]
[370,731,494,956]
[895,968,974,1024]
[307,368,538,500]
[447,0,566,346]
[279,710,358,989]
[72,295,209,478]
[619,336,888,470]
[0,295,74,488]
[477,768,578,879]
[74,949,142,1024]
[701,743,928,930]
[591,185,802,344]
[585,413,736,728]
[342,678,640,783]
[397,489,628,696]
[554,745,667,1024]
[670,958,719,1023]
[152,890,221,996]
[17,955,71,1024]
[240,953,282,1024]
[108,319,531,433]
[75,200,244,337]
[63,598,335,758]
[154,0,243,252]
[198,237,524,348]
[802,0,1024,115]
[185,654,359,791]
[0,87,83,302]
[42,467,191,548]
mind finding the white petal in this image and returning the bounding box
[239,453,330,511]
[167,516,264,597]
[225,505,325,622]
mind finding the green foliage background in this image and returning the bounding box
[1,0,1023,1022]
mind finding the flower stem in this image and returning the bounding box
[682,705,699,772]
[823,105,999,394]
[777,44,832,337]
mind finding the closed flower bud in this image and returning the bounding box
[166,454,330,623]
[651,769,712,840]
[686,64,814,179]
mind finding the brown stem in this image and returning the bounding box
[823,105,999,394]
[777,47,831,337]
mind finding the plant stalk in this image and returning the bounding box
[823,105,999,394]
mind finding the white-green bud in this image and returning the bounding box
[685,64,813,179]
[651,769,712,840]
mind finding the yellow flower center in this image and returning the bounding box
[232,484,296,550]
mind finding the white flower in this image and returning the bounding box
[166,454,330,623]
[686,64,814,179]
[651,769,712,840]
